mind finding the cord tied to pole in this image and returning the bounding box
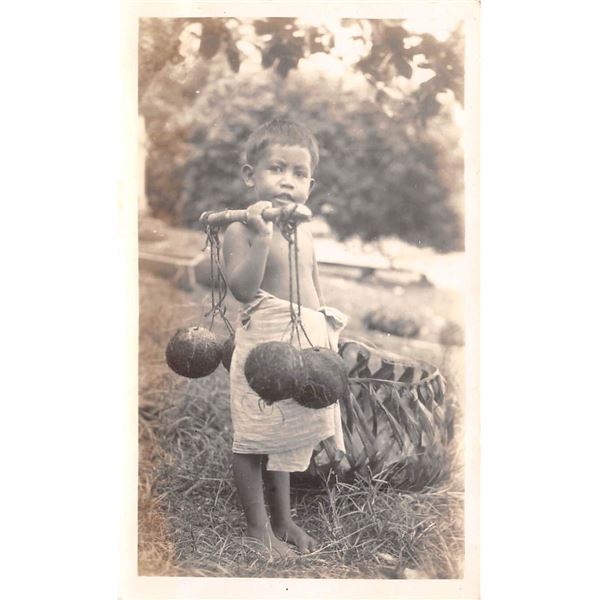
[277,206,313,348]
[202,217,235,336]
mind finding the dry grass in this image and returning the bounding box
[138,270,465,579]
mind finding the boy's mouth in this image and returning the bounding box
[274,194,293,202]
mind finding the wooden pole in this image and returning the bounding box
[199,204,312,228]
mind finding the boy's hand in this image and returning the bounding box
[246,201,273,238]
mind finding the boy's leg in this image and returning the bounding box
[263,469,318,553]
[232,453,295,558]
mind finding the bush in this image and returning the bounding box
[141,19,465,252]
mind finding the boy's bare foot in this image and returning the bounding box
[272,520,318,553]
[243,523,297,560]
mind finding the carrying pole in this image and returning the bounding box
[199,204,312,228]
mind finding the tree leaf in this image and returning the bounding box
[199,29,220,59]
[254,17,295,35]
[253,19,274,36]
[393,55,413,78]
[226,45,240,72]
[261,45,276,68]
[275,56,297,77]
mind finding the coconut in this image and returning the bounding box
[220,335,236,372]
[244,341,304,403]
[294,346,349,409]
[165,326,222,378]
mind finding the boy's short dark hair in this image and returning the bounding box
[245,118,319,172]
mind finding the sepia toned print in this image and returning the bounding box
[125,2,479,598]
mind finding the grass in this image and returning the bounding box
[138,270,465,579]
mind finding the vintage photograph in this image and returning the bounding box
[132,2,478,593]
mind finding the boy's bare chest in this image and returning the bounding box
[264,229,313,274]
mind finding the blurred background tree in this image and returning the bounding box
[138,17,464,252]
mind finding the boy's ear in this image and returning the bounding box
[308,178,316,194]
[241,164,255,187]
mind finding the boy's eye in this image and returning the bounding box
[269,165,282,172]
[295,171,308,178]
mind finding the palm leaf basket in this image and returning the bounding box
[305,339,457,490]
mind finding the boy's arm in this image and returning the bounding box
[223,202,273,303]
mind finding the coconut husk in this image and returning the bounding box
[165,326,222,378]
[244,341,304,403]
[294,347,349,409]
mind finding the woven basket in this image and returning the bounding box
[305,339,456,489]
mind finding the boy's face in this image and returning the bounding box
[243,144,315,207]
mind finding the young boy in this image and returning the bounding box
[223,119,347,558]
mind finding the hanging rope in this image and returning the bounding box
[202,217,235,336]
[277,208,313,348]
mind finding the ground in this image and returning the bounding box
[138,268,465,578]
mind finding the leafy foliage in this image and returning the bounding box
[139,18,463,115]
[139,17,465,251]
[138,19,189,98]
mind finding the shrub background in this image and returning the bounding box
[139,18,465,252]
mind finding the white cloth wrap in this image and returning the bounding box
[230,291,348,472]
